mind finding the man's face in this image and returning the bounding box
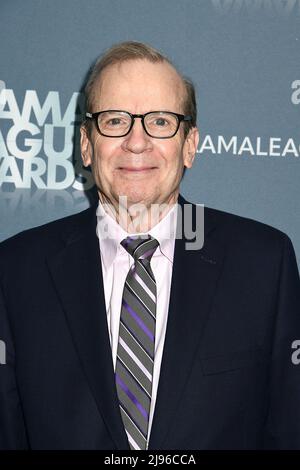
[81,59,199,209]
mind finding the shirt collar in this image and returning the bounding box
[96,199,178,270]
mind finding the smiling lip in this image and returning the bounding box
[118,167,157,171]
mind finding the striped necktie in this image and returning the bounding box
[115,235,159,450]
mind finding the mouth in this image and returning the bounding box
[117,166,158,172]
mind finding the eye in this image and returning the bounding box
[102,116,130,128]
[154,117,169,126]
[107,118,122,126]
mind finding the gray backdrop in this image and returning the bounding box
[0,0,299,267]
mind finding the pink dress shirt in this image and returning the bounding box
[96,200,177,444]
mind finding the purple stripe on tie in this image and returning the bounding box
[116,373,148,420]
[120,320,154,361]
[120,403,147,439]
[122,237,135,249]
[123,300,154,342]
[139,248,156,259]
[122,238,130,248]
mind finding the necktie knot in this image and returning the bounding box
[121,235,159,262]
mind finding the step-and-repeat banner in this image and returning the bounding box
[0,0,299,265]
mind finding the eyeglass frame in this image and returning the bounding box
[85,110,192,139]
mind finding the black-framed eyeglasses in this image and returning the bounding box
[85,110,192,138]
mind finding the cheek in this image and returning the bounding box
[92,139,120,171]
[159,141,184,168]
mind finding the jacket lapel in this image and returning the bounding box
[47,208,129,450]
[148,196,226,449]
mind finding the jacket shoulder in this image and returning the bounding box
[202,204,292,262]
[0,205,97,260]
[180,194,288,244]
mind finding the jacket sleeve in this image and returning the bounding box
[263,234,300,449]
[0,281,29,449]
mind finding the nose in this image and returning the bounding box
[121,117,152,154]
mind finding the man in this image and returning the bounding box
[0,41,300,450]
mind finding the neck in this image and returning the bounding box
[98,191,179,233]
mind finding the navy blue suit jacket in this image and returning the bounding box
[1,195,300,449]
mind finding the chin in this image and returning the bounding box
[117,188,159,207]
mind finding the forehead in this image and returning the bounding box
[91,59,186,112]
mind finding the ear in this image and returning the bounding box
[80,125,93,167]
[183,127,199,169]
